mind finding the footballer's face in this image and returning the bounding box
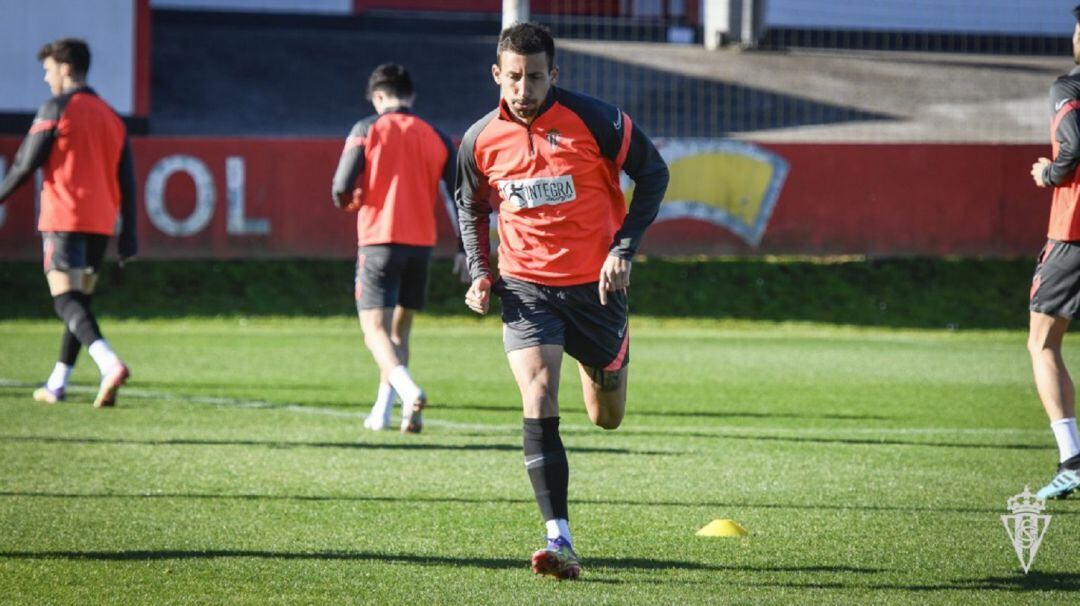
[42,57,66,96]
[493,51,558,124]
[1073,23,1080,64]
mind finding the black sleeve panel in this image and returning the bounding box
[117,138,138,258]
[330,117,375,204]
[610,122,669,259]
[0,97,64,202]
[437,128,456,190]
[553,87,625,162]
[455,109,499,280]
[1049,79,1080,186]
[436,128,464,252]
[556,88,669,259]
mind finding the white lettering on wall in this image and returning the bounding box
[225,156,269,235]
[0,157,6,229]
[145,154,215,237]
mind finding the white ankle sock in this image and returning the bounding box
[45,362,73,392]
[387,365,421,405]
[545,519,572,544]
[370,383,396,422]
[1051,417,1080,462]
[87,339,120,376]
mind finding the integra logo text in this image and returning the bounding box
[498,175,577,209]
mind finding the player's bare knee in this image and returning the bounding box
[592,411,622,430]
[359,314,386,336]
[1028,331,1060,357]
[528,385,558,410]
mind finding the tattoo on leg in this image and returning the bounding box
[588,367,621,392]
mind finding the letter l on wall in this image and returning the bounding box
[0,157,6,228]
[226,156,270,235]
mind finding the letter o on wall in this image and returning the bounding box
[145,154,215,237]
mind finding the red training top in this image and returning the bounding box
[331,109,454,247]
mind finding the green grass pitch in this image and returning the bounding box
[1,316,1078,603]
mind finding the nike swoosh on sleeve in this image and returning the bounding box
[524,455,546,468]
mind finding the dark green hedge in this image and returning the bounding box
[0,256,1034,329]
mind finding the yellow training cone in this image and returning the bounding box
[696,519,748,537]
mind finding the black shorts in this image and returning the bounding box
[1030,239,1080,319]
[354,244,432,311]
[496,276,630,371]
[41,232,109,274]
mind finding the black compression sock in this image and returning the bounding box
[58,327,81,366]
[53,292,103,346]
[523,417,569,522]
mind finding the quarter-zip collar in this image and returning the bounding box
[498,86,558,127]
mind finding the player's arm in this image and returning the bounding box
[566,95,669,259]
[609,117,668,260]
[116,137,138,261]
[598,117,668,303]
[455,127,494,313]
[1045,106,1080,186]
[455,131,494,282]
[331,121,368,209]
[437,130,470,283]
[0,101,60,203]
[1037,84,1080,187]
[566,94,669,302]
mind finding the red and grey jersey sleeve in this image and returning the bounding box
[455,109,499,280]
[610,118,668,259]
[1047,78,1080,186]
[330,116,376,205]
[557,89,669,259]
[0,96,65,203]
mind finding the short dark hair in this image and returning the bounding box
[1074,4,1080,25]
[37,38,90,77]
[497,22,555,70]
[367,63,413,100]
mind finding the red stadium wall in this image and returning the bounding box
[352,1,621,15]
[646,142,1049,257]
[0,137,1051,260]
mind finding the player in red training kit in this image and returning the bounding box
[0,38,136,408]
[1028,5,1080,501]
[332,63,467,433]
[456,23,668,579]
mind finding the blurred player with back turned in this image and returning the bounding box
[456,23,668,579]
[0,38,137,408]
[331,63,467,433]
[1028,4,1080,499]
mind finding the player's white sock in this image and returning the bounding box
[1051,417,1080,462]
[546,518,572,545]
[388,365,422,406]
[87,339,120,376]
[370,383,396,423]
[45,362,73,392]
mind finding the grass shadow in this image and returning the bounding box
[0,547,885,576]
[5,491,1077,516]
[595,429,1046,451]
[0,434,676,456]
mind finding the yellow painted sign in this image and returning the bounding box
[624,139,788,246]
